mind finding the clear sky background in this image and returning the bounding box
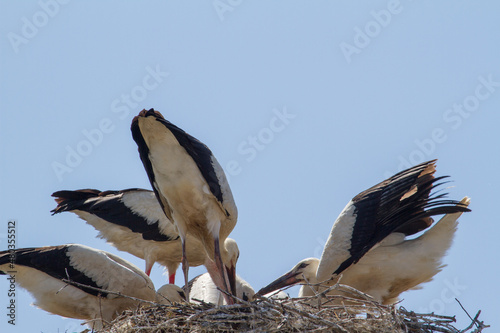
[1,1,499,332]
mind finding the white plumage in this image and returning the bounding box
[131,109,238,303]
[51,188,238,284]
[187,273,255,306]
[156,284,186,304]
[257,161,470,304]
[258,199,469,304]
[0,244,155,330]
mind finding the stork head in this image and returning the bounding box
[256,258,319,296]
[237,278,255,302]
[223,238,239,296]
[156,284,186,304]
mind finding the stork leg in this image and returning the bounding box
[181,238,190,300]
[145,261,153,277]
[167,262,179,284]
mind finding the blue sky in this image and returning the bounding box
[1,1,499,331]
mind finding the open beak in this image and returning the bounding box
[256,270,301,296]
[226,265,237,296]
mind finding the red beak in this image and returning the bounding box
[256,270,301,296]
[226,264,237,296]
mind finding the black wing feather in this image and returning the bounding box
[51,189,177,242]
[133,109,225,204]
[0,246,108,297]
[333,160,470,275]
[130,113,173,221]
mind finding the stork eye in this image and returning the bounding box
[243,293,248,301]
[297,262,308,269]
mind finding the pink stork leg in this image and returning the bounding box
[145,261,153,276]
[181,237,190,300]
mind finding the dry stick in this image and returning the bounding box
[288,282,376,307]
[311,293,382,316]
[470,311,490,332]
[296,277,380,314]
[399,309,457,321]
[97,295,106,331]
[460,311,487,333]
[337,283,376,301]
[261,289,287,300]
[217,290,285,331]
[456,298,478,329]
[157,308,204,330]
[291,294,368,309]
[187,306,232,322]
[301,273,324,310]
[60,268,107,331]
[254,294,349,333]
[96,277,489,333]
[314,276,343,310]
[61,278,158,307]
[455,298,490,332]
[187,290,260,326]
[398,309,459,333]
[298,292,463,333]
[109,299,486,333]
[218,287,254,306]
[156,292,178,305]
[416,326,456,333]
[391,305,409,333]
[294,289,475,333]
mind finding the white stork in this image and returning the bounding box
[156,284,186,304]
[51,188,239,285]
[131,109,238,303]
[186,272,255,305]
[257,160,470,304]
[0,244,155,330]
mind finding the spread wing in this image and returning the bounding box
[316,160,470,282]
